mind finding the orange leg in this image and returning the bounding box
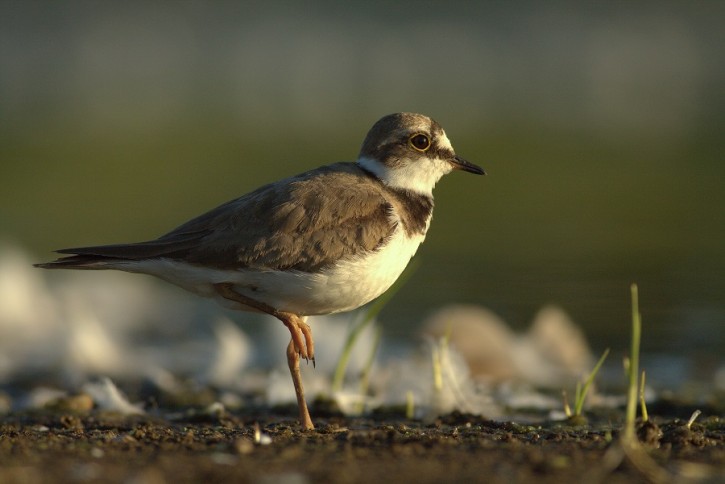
[287,338,314,430]
[214,283,315,430]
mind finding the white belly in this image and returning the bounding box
[118,226,425,316]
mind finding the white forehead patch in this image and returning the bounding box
[438,130,454,153]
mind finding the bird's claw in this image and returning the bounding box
[282,314,315,365]
[298,353,316,368]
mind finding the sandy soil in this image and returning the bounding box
[0,404,723,484]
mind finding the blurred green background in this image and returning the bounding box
[1,1,723,358]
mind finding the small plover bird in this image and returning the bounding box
[36,112,485,430]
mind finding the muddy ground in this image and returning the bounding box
[0,401,723,484]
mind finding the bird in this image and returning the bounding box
[35,112,485,430]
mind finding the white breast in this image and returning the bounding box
[298,225,425,314]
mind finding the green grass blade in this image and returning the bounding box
[573,347,610,416]
[562,390,572,417]
[406,391,415,420]
[639,370,648,422]
[624,283,642,442]
[431,344,443,392]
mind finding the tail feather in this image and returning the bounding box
[34,254,123,270]
[34,232,206,270]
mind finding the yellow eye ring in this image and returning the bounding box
[409,133,431,152]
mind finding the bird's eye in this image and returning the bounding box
[409,134,431,152]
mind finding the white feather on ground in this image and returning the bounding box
[83,377,144,415]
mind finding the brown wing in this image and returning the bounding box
[40,163,396,273]
[180,162,396,272]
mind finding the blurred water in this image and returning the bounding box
[1,2,723,364]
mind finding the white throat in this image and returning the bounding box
[357,156,452,196]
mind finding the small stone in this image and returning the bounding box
[233,437,254,455]
[0,391,12,414]
[46,393,94,412]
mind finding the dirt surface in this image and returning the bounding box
[0,404,723,484]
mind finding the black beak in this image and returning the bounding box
[449,155,486,175]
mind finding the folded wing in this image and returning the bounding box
[36,163,396,273]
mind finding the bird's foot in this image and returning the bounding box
[280,313,315,365]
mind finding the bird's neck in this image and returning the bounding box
[355,160,434,237]
[356,156,449,197]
